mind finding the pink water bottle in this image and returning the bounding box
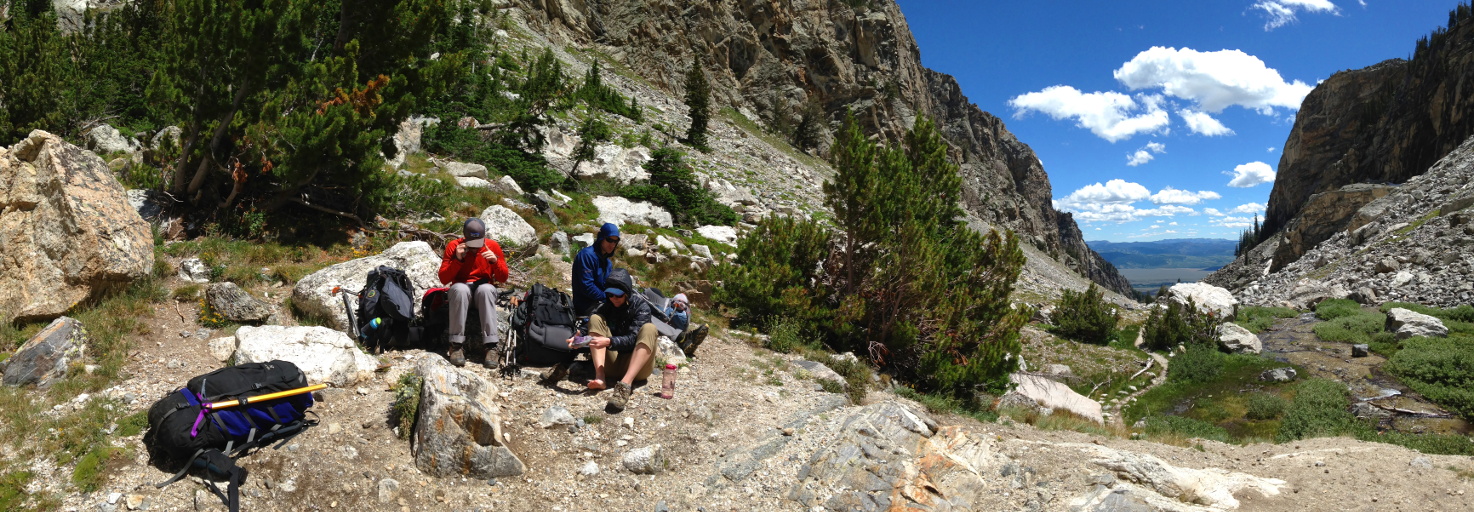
[660,364,677,399]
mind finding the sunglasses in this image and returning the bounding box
[605,237,621,244]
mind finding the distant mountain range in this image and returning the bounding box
[1086,238,1237,270]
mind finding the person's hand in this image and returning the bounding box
[454,244,468,261]
[588,337,611,349]
[565,336,576,348]
[481,250,497,263]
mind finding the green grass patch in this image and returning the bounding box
[1124,352,1289,426]
[1314,298,1365,321]
[1312,308,1387,347]
[894,386,997,423]
[71,446,124,493]
[1385,335,1474,420]
[1246,392,1288,420]
[1235,306,1298,333]
[1143,415,1231,443]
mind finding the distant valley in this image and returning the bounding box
[1087,238,1237,295]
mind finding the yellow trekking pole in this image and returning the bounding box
[204,384,327,410]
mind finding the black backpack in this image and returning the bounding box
[511,283,577,366]
[357,265,417,350]
[145,361,318,512]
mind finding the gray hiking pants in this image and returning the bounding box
[448,282,498,346]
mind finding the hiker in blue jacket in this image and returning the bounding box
[541,222,621,384]
[572,223,620,316]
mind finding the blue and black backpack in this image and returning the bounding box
[145,360,318,511]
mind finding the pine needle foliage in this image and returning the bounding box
[1142,298,1219,352]
[719,113,1027,398]
[1054,283,1120,345]
[682,54,710,150]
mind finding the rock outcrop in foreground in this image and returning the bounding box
[0,130,155,322]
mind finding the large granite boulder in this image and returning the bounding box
[1008,373,1103,423]
[432,158,487,179]
[291,241,441,331]
[1163,283,1238,319]
[84,124,140,155]
[0,130,155,322]
[412,356,525,478]
[1216,323,1263,354]
[387,116,436,168]
[205,282,274,323]
[695,225,738,245]
[1,317,87,388]
[1281,280,1347,310]
[572,145,652,184]
[232,326,378,386]
[478,205,538,247]
[1385,308,1448,340]
[592,196,673,228]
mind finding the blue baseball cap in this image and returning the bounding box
[604,287,627,297]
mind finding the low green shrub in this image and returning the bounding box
[1246,392,1288,420]
[764,317,822,354]
[1142,298,1217,352]
[1276,378,1366,442]
[1167,345,1223,384]
[1235,306,1298,333]
[1052,284,1119,345]
[1143,415,1231,443]
[391,373,424,439]
[1314,298,1363,321]
[1385,335,1474,420]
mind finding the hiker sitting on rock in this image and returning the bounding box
[576,268,655,412]
[437,218,508,368]
[571,223,620,317]
[664,293,709,357]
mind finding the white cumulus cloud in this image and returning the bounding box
[1227,161,1277,187]
[1252,0,1340,31]
[1179,109,1235,136]
[1056,179,1151,210]
[1114,47,1314,114]
[1211,215,1256,229]
[1232,202,1267,214]
[1126,141,1167,166]
[1204,208,1225,217]
[1150,187,1222,205]
[1009,86,1170,142]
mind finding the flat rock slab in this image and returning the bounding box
[1385,307,1447,340]
[206,282,274,323]
[1009,373,1103,424]
[233,326,379,386]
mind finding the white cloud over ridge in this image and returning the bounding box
[1232,202,1267,214]
[1009,86,1170,142]
[1114,47,1313,114]
[1056,180,1202,223]
[1013,47,1311,142]
[1179,110,1235,136]
[1150,187,1222,205]
[1227,161,1277,187]
[1126,141,1167,166]
[1252,0,1339,31]
[1056,179,1151,210]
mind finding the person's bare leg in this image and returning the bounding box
[620,344,652,385]
[590,346,607,385]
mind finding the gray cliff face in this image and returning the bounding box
[510,0,1133,296]
[1262,15,1474,266]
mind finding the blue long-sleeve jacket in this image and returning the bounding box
[572,223,619,314]
[664,305,689,332]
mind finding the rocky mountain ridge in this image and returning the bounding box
[1261,13,1474,269]
[1207,135,1474,308]
[505,0,1133,297]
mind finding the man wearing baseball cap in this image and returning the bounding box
[437,218,509,367]
[577,267,656,412]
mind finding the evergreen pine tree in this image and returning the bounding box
[683,54,710,150]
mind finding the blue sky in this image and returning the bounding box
[894,0,1459,242]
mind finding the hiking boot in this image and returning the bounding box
[482,344,501,370]
[538,362,570,384]
[607,381,632,411]
[680,325,709,357]
[447,344,466,367]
